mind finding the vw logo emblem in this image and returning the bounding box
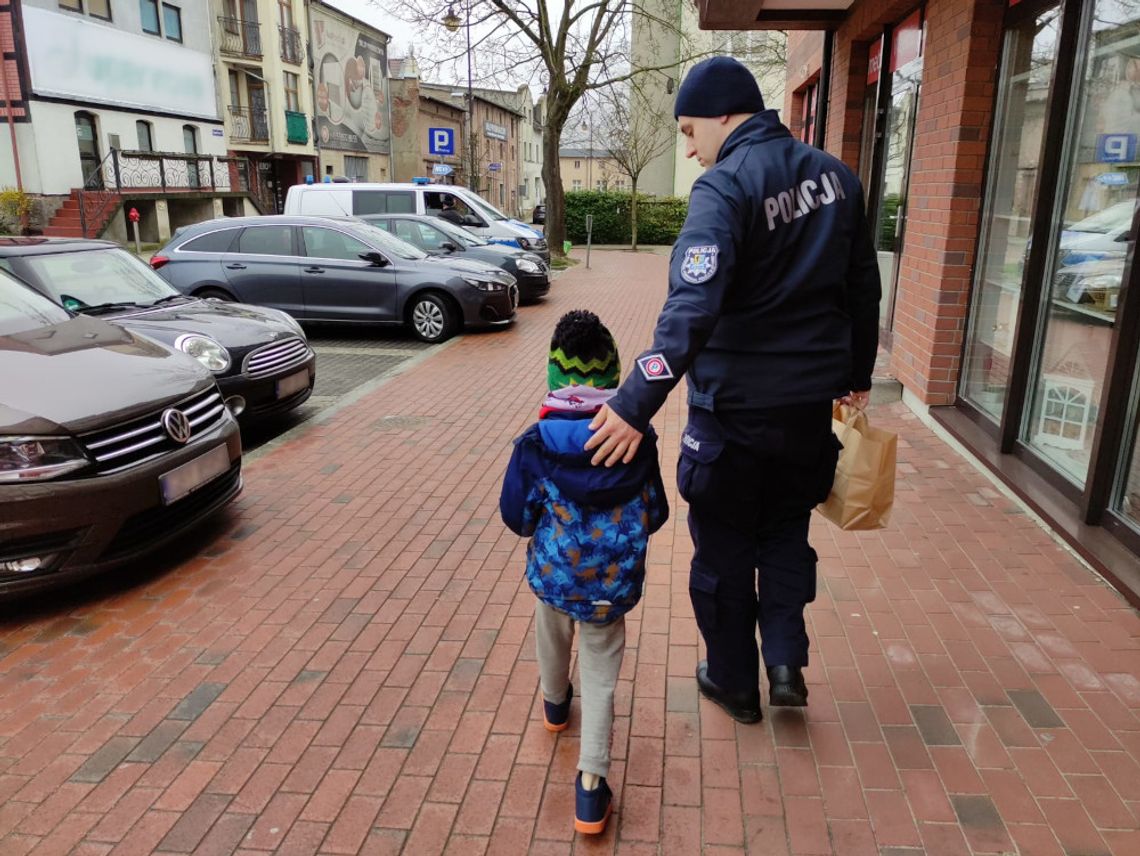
[162,408,192,444]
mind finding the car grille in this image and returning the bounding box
[100,462,241,561]
[242,337,313,379]
[79,387,229,475]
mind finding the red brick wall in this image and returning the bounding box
[810,0,1005,405]
[785,32,826,135]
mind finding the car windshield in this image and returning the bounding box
[18,247,181,310]
[0,270,71,336]
[1067,201,1136,235]
[429,219,488,247]
[349,222,429,260]
[462,194,509,222]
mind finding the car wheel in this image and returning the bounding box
[196,287,236,302]
[409,293,456,343]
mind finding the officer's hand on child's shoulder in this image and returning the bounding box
[585,405,643,468]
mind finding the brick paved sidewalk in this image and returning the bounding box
[1,251,1138,855]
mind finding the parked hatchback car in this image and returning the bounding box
[0,238,315,422]
[152,216,518,343]
[1,273,242,599]
[360,214,551,303]
[532,204,545,225]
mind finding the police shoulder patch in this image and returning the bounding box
[637,353,674,382]
[680,244,719,284]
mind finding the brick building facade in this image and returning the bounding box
[703,0,1140,601]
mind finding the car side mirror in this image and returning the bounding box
[440,241,459,253]
[462,214,482,227]
[360,251,389,267]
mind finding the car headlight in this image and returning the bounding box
[0,436,89,483]
[463,277,507,293]
[175,334,231,373]
[516,258,540,274]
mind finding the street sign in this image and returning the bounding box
[432,164,454,176]
[488,162,502,172]
[429,127,456,156]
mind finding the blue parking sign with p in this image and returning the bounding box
[429,128,455,156]
[1097,133,1136,163]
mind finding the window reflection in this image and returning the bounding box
[1026,0,1140,485]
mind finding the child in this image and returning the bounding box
[500,310,669,834]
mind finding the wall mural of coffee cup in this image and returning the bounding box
[311,6,391,155]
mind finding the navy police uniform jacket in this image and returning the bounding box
[500,414,669,624]
[608,110,882,432]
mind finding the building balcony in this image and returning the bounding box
[229,105,270,144]
[218,17,262,59]
[279,25,303,64]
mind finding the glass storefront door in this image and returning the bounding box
[872,10,924,335]
[961,4,1061,420]
[1024,0,1140,487]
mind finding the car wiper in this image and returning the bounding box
[150,294,192,306]
[75,301,149,315]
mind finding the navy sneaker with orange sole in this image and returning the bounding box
[575,772,613,834]
[543,683,573,732]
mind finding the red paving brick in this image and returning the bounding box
[1,250,1139,853]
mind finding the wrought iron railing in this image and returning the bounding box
[217,16,262,59]
[228,105,270,143]
[76,150,273,236]
[279,25,303,64]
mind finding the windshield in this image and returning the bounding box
[350,222,429,260]
[430,219,488,247]
[462,193,509,222]
[18,247,180,309]
[1067,201,1135,235]
[0,270,71,335]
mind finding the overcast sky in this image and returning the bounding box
[323,0,419,58]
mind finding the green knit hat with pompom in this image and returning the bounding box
[547,309,620,390]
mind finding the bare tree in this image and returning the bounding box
[597,81,675,250]
[373,0,711,255]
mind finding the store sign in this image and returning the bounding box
[312,6,391,154]
[867,38,883,85]
[1097,133,1137,163]
[24,7,218,120]
[485,121,507,141]
[891,10,923,74]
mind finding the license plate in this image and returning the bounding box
[276,369,310,399]
[160,445,230,506]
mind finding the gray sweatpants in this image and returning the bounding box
[534,600,626,778]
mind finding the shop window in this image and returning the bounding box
[1024,0,1140,486]
[961,3,1061,420]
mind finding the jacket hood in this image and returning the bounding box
[527,415,659,507]
[718,110,791,163]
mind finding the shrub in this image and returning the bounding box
[0,187,32,233]
[564,190,688,245]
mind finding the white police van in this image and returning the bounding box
[283,181,549,262]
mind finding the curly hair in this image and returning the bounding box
[550,310,617,363]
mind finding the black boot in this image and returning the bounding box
[767,665,808,707]
[696,660,762,724]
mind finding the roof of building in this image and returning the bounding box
[559,148,613,158]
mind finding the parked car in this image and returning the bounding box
[1059,200,1136,265]
[283,182,551,263]
[0,273,242,599]
[0,238,315,422]
[151,216,518,343]
[532,204,546,225]
[360,214,551,303]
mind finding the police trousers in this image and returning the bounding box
[678,401,840,695]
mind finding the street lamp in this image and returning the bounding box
[442,2,476,192]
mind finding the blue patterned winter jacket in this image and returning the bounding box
[500,413,669,625]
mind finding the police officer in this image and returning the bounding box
[585,57,880,723]
[438,194,465,225]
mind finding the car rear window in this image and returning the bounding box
[180,229,238,253]
[353,190,415,215]
[238,226,294,256]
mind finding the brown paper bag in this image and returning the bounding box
[816,403,897,531]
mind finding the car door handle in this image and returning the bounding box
[304,266,325,273]
[225,263,246,270]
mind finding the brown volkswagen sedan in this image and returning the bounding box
[1,273,242,599]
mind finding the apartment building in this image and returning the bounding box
[211,0,316,212]
[559,148,626,193]
[0,0,260,239]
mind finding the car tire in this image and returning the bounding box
[409,293,456,343]
[196,287,236,302]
